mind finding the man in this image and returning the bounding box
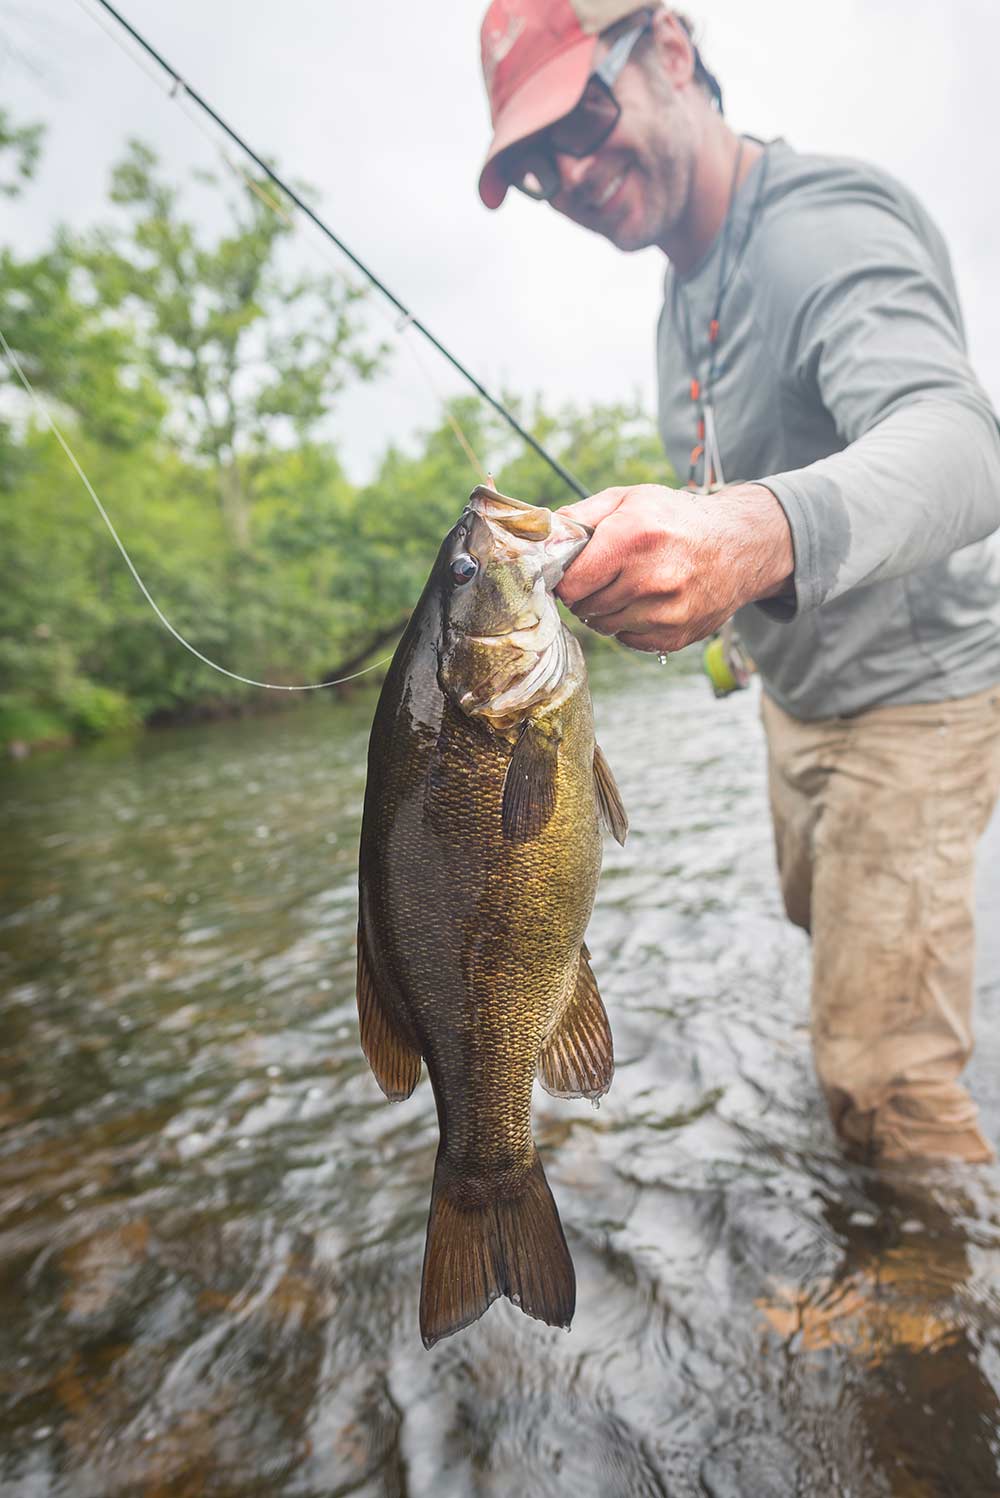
[477,0,1000,1163]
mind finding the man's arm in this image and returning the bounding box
[755,201,1000,614]
[558,187,1000,651]
[556,480,793,653]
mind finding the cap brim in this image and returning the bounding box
[478,35,598,209]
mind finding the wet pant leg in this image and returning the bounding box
[761,685,1000,1165]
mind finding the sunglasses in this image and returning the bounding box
[503,15,653,201]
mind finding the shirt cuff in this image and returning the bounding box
[750,478,808,620]
[754,476,832,617]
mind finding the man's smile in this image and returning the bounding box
[592,169,625,208]
[571,161,631,224]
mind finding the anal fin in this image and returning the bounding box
[356,921,422,1101]
[537,946,614,1101]
[594,742,628,846]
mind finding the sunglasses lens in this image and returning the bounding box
[518,169,549,199]
[501,78,620,200]
[506,149,558,200]
[550,79,619,156]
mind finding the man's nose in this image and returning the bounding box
[552,152,595,197]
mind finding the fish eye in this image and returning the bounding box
[451,554,479,585]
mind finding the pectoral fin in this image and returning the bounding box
[356,921,422,1100]
[501,723,559,843]
[594,743,628,846]
[537,946,614,1101]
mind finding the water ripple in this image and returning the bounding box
[1,663,999,1495]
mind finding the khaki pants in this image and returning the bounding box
[761,683,1000,1164]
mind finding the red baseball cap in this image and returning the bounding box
[478,0,645,209]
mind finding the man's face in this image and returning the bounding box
[543,31,698,253]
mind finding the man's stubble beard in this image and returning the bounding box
[609,136,695,255]
[611,84,698,255]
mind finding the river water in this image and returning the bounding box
[2,657,999,1497]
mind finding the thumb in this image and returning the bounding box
[555,487,630,530]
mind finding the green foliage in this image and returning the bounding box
[0,108,42,197]
[0,236,167,448]
[2,113,163,446]
[487,394,675,502]
[1,126,673,752]
[63,681,140,739]
[0,698,69,749]
[82,140,388,547]
[0,428,219,738]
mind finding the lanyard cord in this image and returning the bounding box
[673,140,744,416]
[672,140,771,490]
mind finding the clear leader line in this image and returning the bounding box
[0,326,399,691]
[87,0,588,502]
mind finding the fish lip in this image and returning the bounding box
[461,625,538,641]
[541,518,590,584]
[467,484,537,513]
[457,608,545,643]
[463,484,591,586]
[466,485,551,541]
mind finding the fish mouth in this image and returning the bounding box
[466,484,590,584]
[466,622,539,640]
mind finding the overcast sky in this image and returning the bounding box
[3,0,999,488]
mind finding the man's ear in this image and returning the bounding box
[651,9,698,93]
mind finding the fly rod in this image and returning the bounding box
[88,0,588,500]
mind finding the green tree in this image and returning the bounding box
[85,141,386,548]
[0,107,41,197]
[0,113,165,452]
[347,393,676,658]
[0,235,167,449]
[0,111,677,749]
[486,393,675,502]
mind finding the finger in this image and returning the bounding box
[568,576,657,620]
[615,630,672,654]
[558,559,623,610]
[576,591,684,635]
[554,487,629,530]
[576,603,652,637]
[576,614,618,638]
[556,509,637,607]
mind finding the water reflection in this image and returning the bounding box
[1,662,998,1495]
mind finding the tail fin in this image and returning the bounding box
[419,1150,575,1349]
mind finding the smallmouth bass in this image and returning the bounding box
[356,484,627,1347]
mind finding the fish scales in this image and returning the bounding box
[357,484,627,1347]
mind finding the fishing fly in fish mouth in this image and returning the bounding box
[357,483,627,1348]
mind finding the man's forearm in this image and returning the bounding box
[555,481,797,654]
[700,482,795,607]
[762,399,1000,616]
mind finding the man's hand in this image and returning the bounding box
[555,482,795,653]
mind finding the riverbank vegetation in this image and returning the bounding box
[1,111,673,752]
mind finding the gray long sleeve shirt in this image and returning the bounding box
[657,139,1000,720]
